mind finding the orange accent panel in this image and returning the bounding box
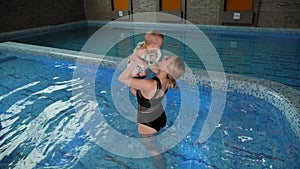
[113,0,128,10]
[225,0,253,11]
[161,0,181,10]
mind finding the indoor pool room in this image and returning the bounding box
[0,0,299,169]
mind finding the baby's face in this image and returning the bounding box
[147,47,160,54]
[151,37,163,48]
[148,41,162,51]
[156,38,163,48]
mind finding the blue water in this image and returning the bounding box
[12,26,300,90]
[0,50,299,168]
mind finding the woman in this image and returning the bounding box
[119,55,185,135]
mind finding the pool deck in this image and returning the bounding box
[0,41,299,141]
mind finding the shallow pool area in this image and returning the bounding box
[0,21,299,168]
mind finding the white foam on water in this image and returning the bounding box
[238,135,253,142]
[12,95,101,168]
[0,78,87,166]
[34,78,82,94]
[0,81,40,101]
[9,94,80,168]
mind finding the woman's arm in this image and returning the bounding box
[118,62,155,91]
[148,64,160,74]
[118,62,137,86]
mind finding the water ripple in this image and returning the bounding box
[0,77,95,168]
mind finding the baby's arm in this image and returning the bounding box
[130,49,148,68]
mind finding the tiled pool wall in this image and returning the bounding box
[0,21,299,140]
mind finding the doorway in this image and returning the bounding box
[110,0,132,21]
[158,0,186,23]
[219,0,260,26]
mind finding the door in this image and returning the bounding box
[110,0,132,21]
[158,0,186,23]
[225,0,253,11]
[219,0,260,26]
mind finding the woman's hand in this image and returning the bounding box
[148,64,160,74]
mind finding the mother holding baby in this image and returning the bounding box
[118,30,185,168]
[119,29,186,136]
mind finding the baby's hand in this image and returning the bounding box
[130,49,148,67]
[134,49,148,58]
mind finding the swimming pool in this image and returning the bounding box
[0,21,299,168]
[2,21,299,90]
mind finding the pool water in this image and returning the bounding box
[11,25,300,90]
[0,51,299,168]
[12,26,100,52]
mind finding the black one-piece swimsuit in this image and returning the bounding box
[136,77,167,131]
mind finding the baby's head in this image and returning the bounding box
[144,29,164,50]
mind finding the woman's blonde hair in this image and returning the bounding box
[167,56,185,88]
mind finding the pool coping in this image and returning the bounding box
[0,41,299,141]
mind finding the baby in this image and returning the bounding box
[129,29,164,78]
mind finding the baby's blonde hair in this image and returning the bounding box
[167,56,185,88]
